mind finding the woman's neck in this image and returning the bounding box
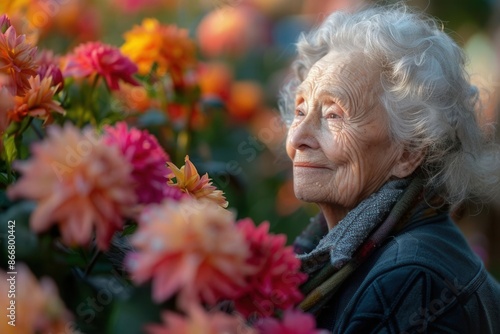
[318,203,350,230]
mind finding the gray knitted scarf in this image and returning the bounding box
[298,178,411,275]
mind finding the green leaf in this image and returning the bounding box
[3,134,18,165]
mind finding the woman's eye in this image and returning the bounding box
[295,109,305,117]
[326,113,340,119]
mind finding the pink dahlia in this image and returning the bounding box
[127,199,254,307]
[37,50,64,93]
[234,219,308,318]
[103,122,183,204]
[146,305,256,334]
[64,41,138,91]
[7,123,136,250]
[0,14,11,33]
[255,309,329,334]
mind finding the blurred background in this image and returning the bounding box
[2,0,499,278]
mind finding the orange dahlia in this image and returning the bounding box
[121,19,196,86]
[0,74,14,134]
[8,75,65,124]
[7,123,137,250]
[127,199,253,306]
[166,155,228,208]
[0,264,76,334]
[146,305,256,334]
[0,25,38,96]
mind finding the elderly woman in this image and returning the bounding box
[282,4,500,333]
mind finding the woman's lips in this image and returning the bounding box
[293,162,327,168]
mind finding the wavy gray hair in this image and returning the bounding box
[280,4,500,208]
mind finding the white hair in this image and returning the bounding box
[280,4,500,208]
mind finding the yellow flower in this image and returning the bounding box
[167,155,228,208]
[121,19,196,86]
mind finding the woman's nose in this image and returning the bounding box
[288,114,320,150]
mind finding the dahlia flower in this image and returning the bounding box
[146,306,256,334]
[103,122,183,204]
[8,75,65,124]
[121,19,196,86]
[0,25,38,96]
[37,50,64,92]
[0,88,12,132]
[127,199,253,306]
[234,219,307,318]
[7,123,136,250]
[64,41,138,91]
[0,14,11,33]
[166,155,228,208]
[0,264,76,334]
[255,309,329,334]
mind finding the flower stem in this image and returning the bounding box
[84,249,102,277]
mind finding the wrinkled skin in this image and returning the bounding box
[286,52,421,229]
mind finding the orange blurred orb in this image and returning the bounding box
[227,80,263,120]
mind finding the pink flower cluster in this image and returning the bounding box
[63,41,139,90]
[8,122,181,250]
[125,196,319,332]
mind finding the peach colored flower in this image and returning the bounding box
[227,80,264,120]
[127,198,253,306]
[0,77,14,153]
[255,309,329,334]
[166,155,228,208]
[146,305,257,334]
[197,7,264,58]
[64,41,139,91]
[0,264,76,334]
[197,62,232,102]
[7,123,136,250]
[234,219,307,318]
[116,82,157,113]
[0,25,38,96]
[103,122,184,204]
[121,19,196,87]
[8,75,65,125]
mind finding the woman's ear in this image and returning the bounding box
[391,148,426,178]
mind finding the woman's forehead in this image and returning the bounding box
[297,52,379,99]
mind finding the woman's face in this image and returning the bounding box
[286,51,405,212]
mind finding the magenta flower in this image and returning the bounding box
[64,41,139,90]
[0,14,11,33]
[234,219,308,318]
[103,122,182,204]
[255,309,329,334]
[37,50,64,93]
